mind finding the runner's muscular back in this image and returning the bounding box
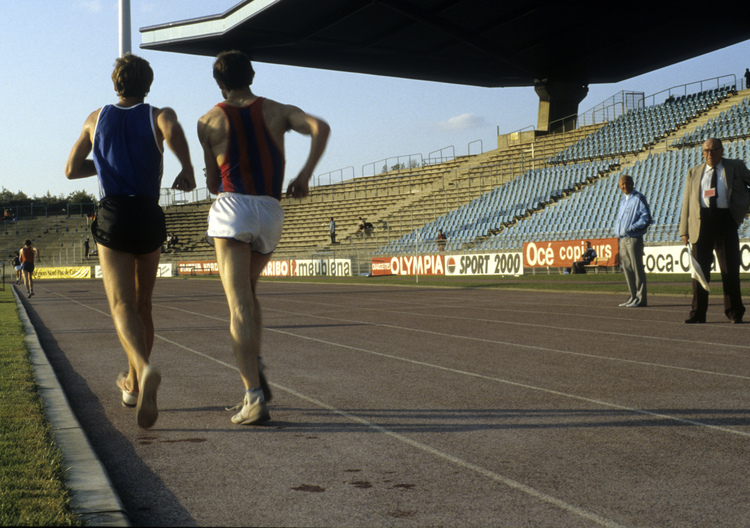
[199,92,325,196]
[77,103,170,154]
[199,96,290,163]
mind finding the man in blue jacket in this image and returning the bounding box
[616,174,652,307]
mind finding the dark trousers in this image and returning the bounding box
[690,208,745,321]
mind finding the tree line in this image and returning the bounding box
[1,188,96,216]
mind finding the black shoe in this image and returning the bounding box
[731,318,743,324]
[258,358,272,403]
[258,369,272,403]
[684,316,706,324]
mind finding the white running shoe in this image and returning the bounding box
[136,365,161,429]
[231,392,270,425]
[116,371,138,407]
[226,358,272,409]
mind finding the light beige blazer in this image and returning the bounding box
[679,158,750,243]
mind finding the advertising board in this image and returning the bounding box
[523,238,618,268]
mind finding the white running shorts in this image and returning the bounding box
[206,193,285,255]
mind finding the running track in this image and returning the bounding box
[17,279,750,527]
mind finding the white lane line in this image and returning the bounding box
[46,291,111,316]
[258,305,750,381]
[278,383,629,528]
[265,327,750,439]
[155,283,750,352]
[151,335,627,528]
[48,288,750,403]
[159,303,750,438]
[41,289,745,525]
[159,296,750,380]
[269,296,750,352]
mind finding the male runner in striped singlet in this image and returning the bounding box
[65,53,195,429]
[198,50,330,425]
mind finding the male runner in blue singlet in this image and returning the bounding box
[65,54,196,428]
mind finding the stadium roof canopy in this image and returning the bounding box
[140,0,750,88]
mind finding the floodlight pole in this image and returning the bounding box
[119,0,132,56]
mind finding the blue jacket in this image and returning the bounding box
[616,189,652,238]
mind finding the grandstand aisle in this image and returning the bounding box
[19,279,750,527]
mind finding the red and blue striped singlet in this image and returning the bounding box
[217,98,286,200]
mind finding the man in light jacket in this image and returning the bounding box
[679,137,750,324]
[616,174,652,307]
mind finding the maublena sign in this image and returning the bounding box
[292,259,352,277]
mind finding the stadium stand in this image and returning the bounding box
[1,215,92,267]
[550,87,732,163]
[376,159,619,254]
[6,80,750,273]
[673,96,750,147]
[373,84,749,257]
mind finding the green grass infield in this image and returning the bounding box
[0,287,80,526]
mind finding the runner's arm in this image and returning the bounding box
[285,108,330,199]
[157,107,196,192]
[197,114,222,194]
[65,110,99,180]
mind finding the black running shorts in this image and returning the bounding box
[92,196,166,255]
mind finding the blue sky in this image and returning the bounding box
[2,1,750,199]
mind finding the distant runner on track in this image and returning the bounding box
[19,239,40,298]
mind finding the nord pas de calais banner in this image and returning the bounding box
[33,266,91,279]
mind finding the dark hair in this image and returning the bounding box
[213,50,255,90]
[24,239,32,246]
[112,53,153,98]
